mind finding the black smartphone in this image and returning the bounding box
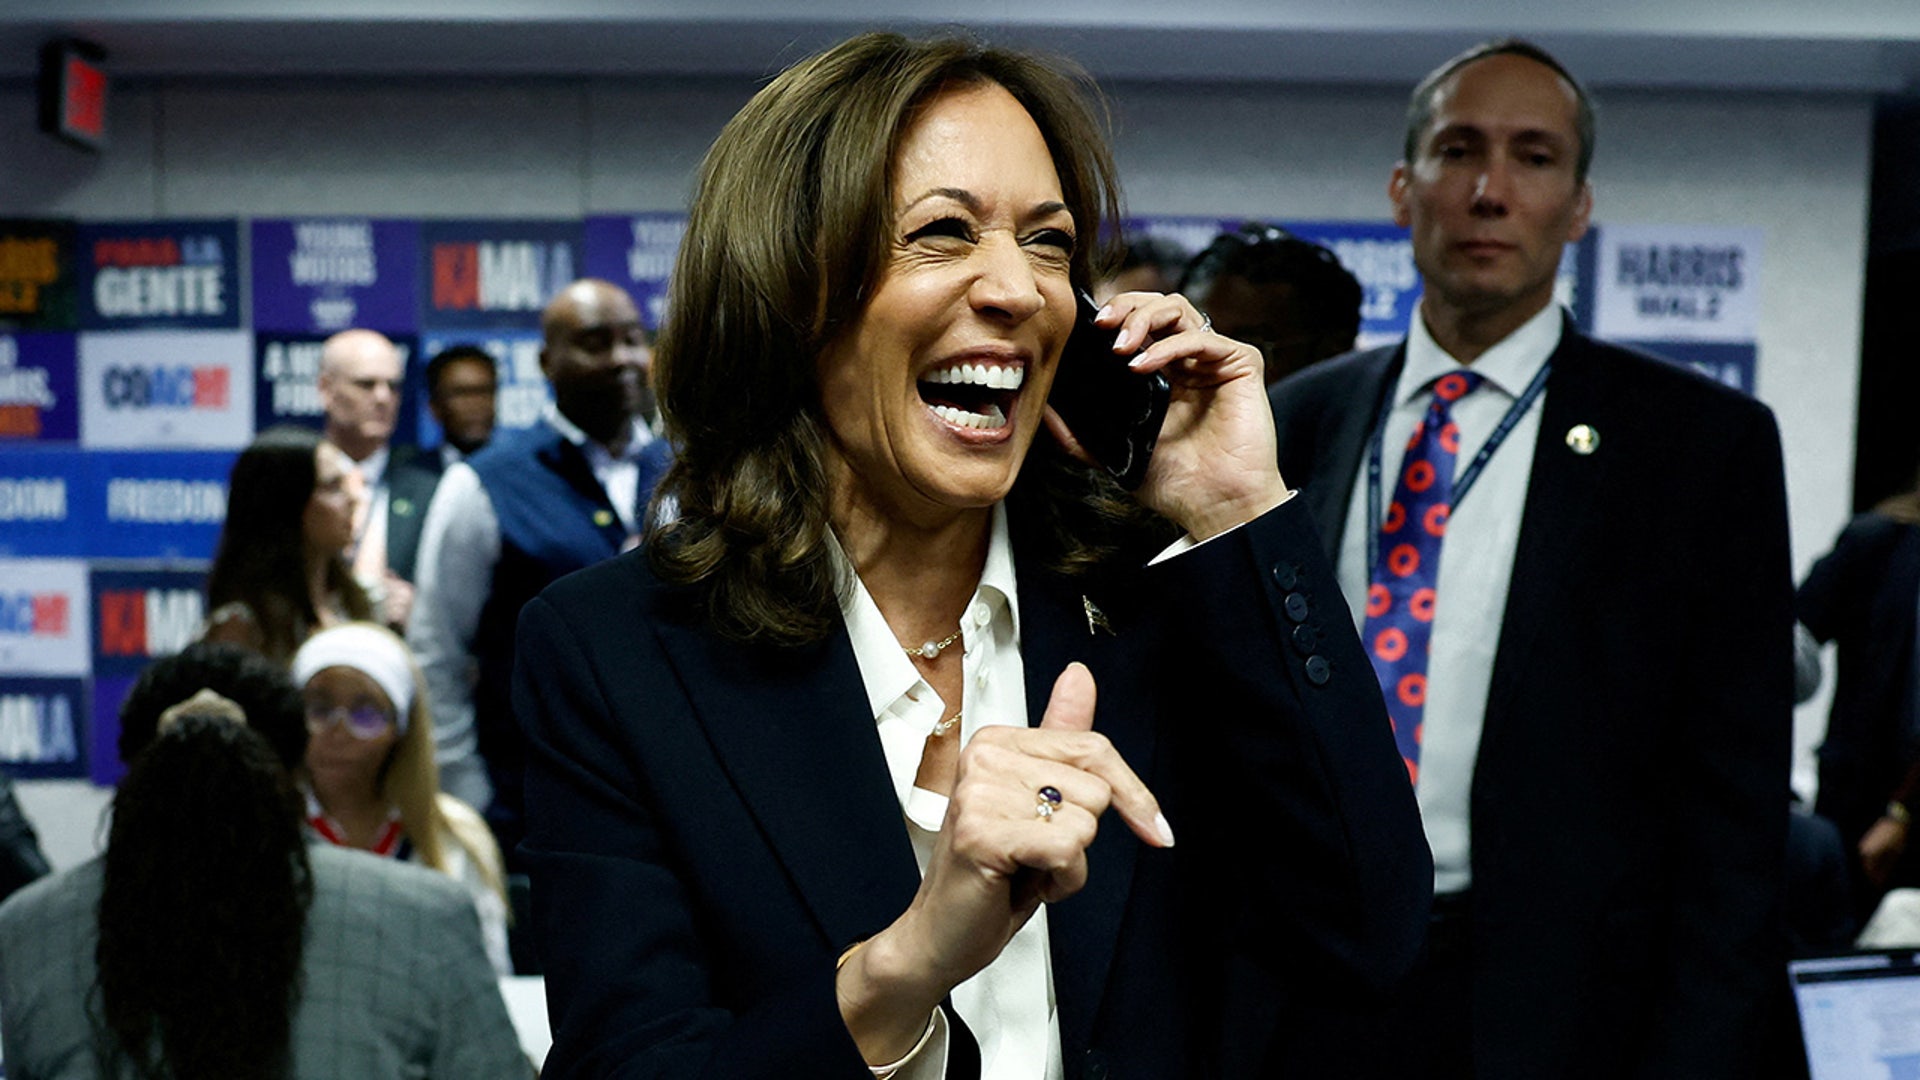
[1047,290,1171,489]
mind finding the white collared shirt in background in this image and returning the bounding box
[835,503,1064,1080]
[1335,301,1561,896]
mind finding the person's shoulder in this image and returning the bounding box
[465,421,556,469]
[1269,341,1398,416]
[537,545,667,621]
[309,843,470,920]
[1576,333,1774,425]
[0,858,101,933]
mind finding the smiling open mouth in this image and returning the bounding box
[918,362,1024,431]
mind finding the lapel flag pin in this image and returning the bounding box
[1565,424,1599,455]
[1083,596,1114,636]
[593,509,614,527]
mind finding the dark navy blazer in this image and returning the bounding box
[513,498,1431,1078]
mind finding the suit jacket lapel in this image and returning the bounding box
[1303,346,1402,564]
[1486,329,1620,722]
[1013,532,1154,1061]
[652,615,924,950]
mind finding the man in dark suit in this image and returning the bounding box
[385,344,499,586]
[409,279,670,876]
[1267,39,1793,1079]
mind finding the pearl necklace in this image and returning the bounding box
[903,625,963,662]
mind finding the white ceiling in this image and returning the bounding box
[3,1,1918,93]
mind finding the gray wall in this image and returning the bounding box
[2,74,1871,867]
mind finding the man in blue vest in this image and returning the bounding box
[408,279,671,881]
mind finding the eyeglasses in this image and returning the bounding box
[304,702,394,740]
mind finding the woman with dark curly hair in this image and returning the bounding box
[0,642,528,1078]
[204,424,374,664]
[516,31,1428,1078]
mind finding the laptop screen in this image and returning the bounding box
[1791,950,1920,1080]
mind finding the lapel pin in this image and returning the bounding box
[1083,596,1114,637]
[593,509,615,527]
[1565,424,1600,455]
[392,497,413,517]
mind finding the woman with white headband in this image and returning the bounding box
[292,621,510,974]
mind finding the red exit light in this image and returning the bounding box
[38,39,109,151]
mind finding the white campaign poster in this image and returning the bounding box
[1593,225,1762,344]
[78,330,255,449]
[0,558,91,676]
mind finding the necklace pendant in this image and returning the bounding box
[917,641,942,659]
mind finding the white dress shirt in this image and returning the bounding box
[407,407,654,812]
[1334,302,1562,896]
[834,504,1064,1080]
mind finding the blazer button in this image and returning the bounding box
[1291,623,1319,656]
[1272,562,1300,590]
[1283,592,1310,623]
[1304,655,1332,686]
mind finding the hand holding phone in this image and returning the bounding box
[1046,291,1170,489]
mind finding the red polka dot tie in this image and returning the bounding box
[1363,370,1482,785]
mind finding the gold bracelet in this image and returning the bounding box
[1887,802,1913,827]
[835,939,939,1078]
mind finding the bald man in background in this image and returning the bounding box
[408,280,670,892]
[317,328,419,628]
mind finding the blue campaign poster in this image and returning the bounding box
[0,332,79,443]
[418,220,581,332]
[582,213,687,331]
[81,450,235,561]
[0,447,85,557]
[252,218,420,334]
[0,676,88,780]
[75,220,242,331]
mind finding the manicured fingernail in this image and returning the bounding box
[1095,304,1113,322]
[1155,812,1176,847]
[1127,349,1153,369]
[1112,327,1134,352]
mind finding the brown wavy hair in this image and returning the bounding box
[649,31,1165,644]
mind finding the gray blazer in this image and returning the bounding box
[0,844,529,1079]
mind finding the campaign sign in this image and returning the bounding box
[1118,215,1233,268]
[0,447,84,557]
[1593,224,1761,344]
[419,220,581,331]
[1287,222,1422,350]
[79,451,235,561]
[0,332,79,442]
[0,676,87,780]
[0,558,90,676]
[418,330,547,444]
[583,214,688,331]
[89,672,136,785]
[252,218,419,334]
[0,219,77,331]
[91,566,209,678]
[76,220,242,331]
[254,332,417,440]
[79,330,254,449]
[1624,340,1757,396]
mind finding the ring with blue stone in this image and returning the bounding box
[1035,785,1064,820]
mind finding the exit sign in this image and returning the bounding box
[38,40,109,151]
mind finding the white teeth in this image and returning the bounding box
[930,403,1008,430]
[923,363,1023,390]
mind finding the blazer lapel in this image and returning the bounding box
[1303,346,1402,563]
[1014,540,1155,1061]
[652,616,924,950]
[1486,329,1620,722]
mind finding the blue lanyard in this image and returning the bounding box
[1366,360,1553,570]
